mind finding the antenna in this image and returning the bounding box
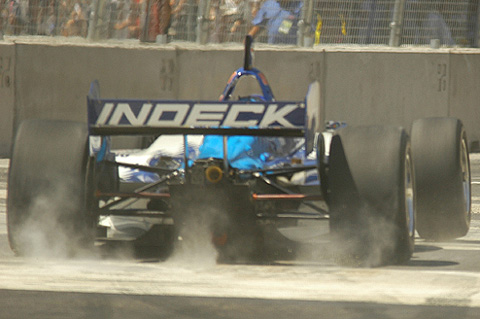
[244,35,253,70]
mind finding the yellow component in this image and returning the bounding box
[205,165,223,183]
[291,157,302,165]
[339,14,347,36]
[315,14,322,45]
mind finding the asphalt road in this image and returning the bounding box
[0,156,480,319]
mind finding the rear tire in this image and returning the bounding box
[315,132,329,203]
[7,119,95,257]
[411,117,471,240]
[328,126,415,266]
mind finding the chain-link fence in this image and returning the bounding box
[1,0,479,47]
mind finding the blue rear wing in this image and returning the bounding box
[87,81,306,138]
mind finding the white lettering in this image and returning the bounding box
[109,103,153,125]
[147,103,189,126]
[95,102,301,128]
[223,104,264,127]
[184,104,228,126]
[96,103,114,125]
[259,104,297,128]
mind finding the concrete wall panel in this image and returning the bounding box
[449,52,480,147]
[324,51,450,131]
[176,48,242,100]
[175,47,324,101]
[14,43,177,129]
[254,50,323,101]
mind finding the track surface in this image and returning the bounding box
[1,156,480,318]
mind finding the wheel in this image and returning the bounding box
[411,117,471,240]
[7,119,95,257]
[328,125,415,267]
[315,132,329,203]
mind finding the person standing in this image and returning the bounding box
[147,0,171,42]
[247,0,302,44]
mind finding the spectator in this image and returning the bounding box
[62,1,88,37]
[57,0,71,34]
[27,0,53,35]
[5,0,23,35]
[169,0,199,41]
[169,0,185,38]
[36,0,56,35]
[223,0,247,42]
[247,0,302,45]
[206,0,220,42]
[114,0,143,39]
[147,0,171,42]
[1,1,6,35]
[208,0,244,43]
[107,0,127,39]
[226,0,263,42]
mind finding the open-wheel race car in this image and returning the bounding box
[7,36,471,266]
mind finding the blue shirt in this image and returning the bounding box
[252,0,300,44]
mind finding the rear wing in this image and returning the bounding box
[87,81,306,138]
[87,78,321,154]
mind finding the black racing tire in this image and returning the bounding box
[315,132,329,203]
[411,117,471,241]
[7,119,96,257]
[328,126,415,267]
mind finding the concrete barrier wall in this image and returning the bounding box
[13,43,177,125]
[13,42,179,149]
[324,51,451,129]
[1,40,480,156]
[175,47,322,100]
[449,52,480,149]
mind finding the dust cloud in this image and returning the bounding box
[10,168,402,268]
[327,203,400,268]
[167,208,220,268]
[13,177,96,260]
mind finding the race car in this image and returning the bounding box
[7,36,471,266]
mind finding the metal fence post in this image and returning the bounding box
[475,0,480,47]
[389,0,406,46]
[140,0,151,42]
[186,0,195,42]
[297,0,314,47]
[88,0,113,41]
[196,0,210,44]
[87,0,99,40]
